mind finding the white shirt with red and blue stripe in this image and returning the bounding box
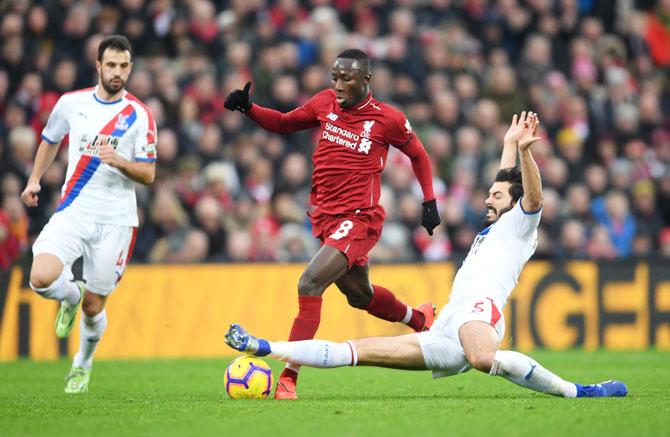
[446,198,541,309]
[41,86,157,227]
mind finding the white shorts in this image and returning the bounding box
[32,210,137,295]
[417,295,505,378]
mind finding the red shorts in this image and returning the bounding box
[311,208,385,268]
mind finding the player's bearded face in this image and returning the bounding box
[484,182,514,225]
[97,49,132,96]
[331,58,369,108]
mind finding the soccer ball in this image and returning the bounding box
[224,356,273,399]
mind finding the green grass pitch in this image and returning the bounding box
[1,350,668,436]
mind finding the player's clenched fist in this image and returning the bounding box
[21,182,41,207]
[99,144,121,167]
[224,82,252,112]
[421,199,441,236]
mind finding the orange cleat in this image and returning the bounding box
[274,376,298,400]
[415,302,437,332]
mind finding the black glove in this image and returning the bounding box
[421,199,441,236]
[224,81,252,113]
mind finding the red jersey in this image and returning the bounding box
[248,89,434,215]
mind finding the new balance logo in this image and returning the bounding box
[327,113,338,121]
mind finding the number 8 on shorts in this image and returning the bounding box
[329,220,354,240]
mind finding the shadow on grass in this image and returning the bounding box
[245,393,535,402]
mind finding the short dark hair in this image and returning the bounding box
[495,166,523,202]
[97,35,132,61]
[336,48,371,72]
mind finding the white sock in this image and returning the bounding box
[72,310,107,369]
[490,350,577,397]
[268,340,358,368]
[30,272,80,305]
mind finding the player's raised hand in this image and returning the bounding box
[224,82,252,113]
[503,111,529,146]
[421,199,441,236]
[21,181,41,207]
[518,113,541,152]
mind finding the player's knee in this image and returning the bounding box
[297,273,325,296]
[81,299,103,318]
[467,351,495,373]
[29,270,57,291]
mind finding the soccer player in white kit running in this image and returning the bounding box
[20,35,156,393]
[225,111,627,398]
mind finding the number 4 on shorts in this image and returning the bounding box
[115,251,124,267]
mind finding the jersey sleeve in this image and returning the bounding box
[384,109,414,148]
[41,96,69,144]
[504,196,542,239]
[387,109,435,201]
[133,105,158,163]
[247,90,325,133]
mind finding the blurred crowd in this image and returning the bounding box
[2,0,670,270]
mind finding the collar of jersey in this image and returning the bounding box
[478,224,492,236]
[92,86,125,105]
[342,92,373,112]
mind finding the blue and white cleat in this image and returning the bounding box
[225,323,252,352]
[575,380,627,397]
[225,323,271,356]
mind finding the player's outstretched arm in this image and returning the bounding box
[518,113,542,212]
[500,111,531,169]
[224,81,318,134]
[21,139,60,207]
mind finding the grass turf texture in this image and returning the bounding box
[1,350,668,437]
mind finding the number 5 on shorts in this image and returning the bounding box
[329,220,353,240]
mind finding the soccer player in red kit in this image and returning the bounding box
[224,49,441,399]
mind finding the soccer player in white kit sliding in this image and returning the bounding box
[21,35,157,393]
[226,111,627,398]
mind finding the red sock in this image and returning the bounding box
[365,285,424,331]
[408,308,425,331]
[280,295,323,382]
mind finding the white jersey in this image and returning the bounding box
[448,198,541,308]
[41,86,157,226]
